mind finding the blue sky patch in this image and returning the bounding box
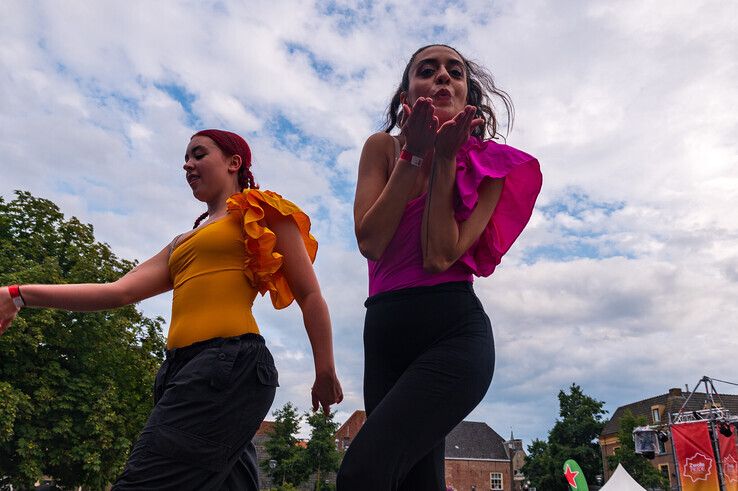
[285,43,335,80]
[155,83,201,127]
[317,0,368,34]
[524,241,635,263]
[540,189,624,221]
[269,114,315,151]
[524,189,632,262]
[267,114,354,201]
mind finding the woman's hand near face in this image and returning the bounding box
[401,97,438,156]
[434,105,484,161]
[0,288,20,335]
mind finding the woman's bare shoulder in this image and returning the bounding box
[364,131,396,150]
[361,132,398,174]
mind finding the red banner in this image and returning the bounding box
[719,430,738,491]
[672,421,720,490]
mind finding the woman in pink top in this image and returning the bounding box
[337,45,542,490]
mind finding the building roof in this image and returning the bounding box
[602,388,738,436]
[255,420,275,437]
[336,410,366,437]
[445,421,510,460]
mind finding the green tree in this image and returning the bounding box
[607,410,669,490]
[262,402,310,486]
[304,411,340,491]
[0,191,166,489]
[522,438,560,491]
[522,383,608,490]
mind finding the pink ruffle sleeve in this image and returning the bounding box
[454,136,542,277]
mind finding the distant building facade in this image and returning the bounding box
[336,412,526,491]
[506,433,528,491]
[599,387,738,490]
[252,420,277,490]
[335,409,366,453]
[445,421,527,491]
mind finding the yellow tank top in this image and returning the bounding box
[168,213,259,349]
[166,189,318,349]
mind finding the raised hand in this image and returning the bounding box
[0,287,20,335]
[400,97,439,157]
[311,370,344,415]
[435,105,484,161]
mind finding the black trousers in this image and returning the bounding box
[113,333,278,491]
[337,282,495,491]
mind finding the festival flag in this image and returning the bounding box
[563,459,589,491]
[672,421,721,490]
[719,429,738,491]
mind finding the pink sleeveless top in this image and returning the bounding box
[367,136,542,296]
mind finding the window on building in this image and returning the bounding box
[490,472,503,490]
[342,436,350,450]
[659,464,670,485]
[657,436,666,454]
[651,407,661,422]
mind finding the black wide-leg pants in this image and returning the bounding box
[337,281,495,491]
[113,333,278,491]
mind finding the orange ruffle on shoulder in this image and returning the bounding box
[226,189,318,309]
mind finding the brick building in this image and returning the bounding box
[335,409,366,452]
[446,421,525,491]
[506,432,528,491]
[337,412,526,490]
[252,420,277,489]
[599,387,738,490]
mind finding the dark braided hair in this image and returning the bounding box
[382,44,514,140]
[190,129,257,229]
[193,211,209,229]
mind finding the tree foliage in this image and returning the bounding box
[304,410,340,491]
[0,191,166,489]
[262,402,310,486]
[607,410,669,490]
[261,403,342,490]
[522,383,608,490]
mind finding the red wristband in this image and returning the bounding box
[399,148,423,167]
[8,285,25,308]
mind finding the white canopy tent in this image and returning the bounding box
[599,464,648,491]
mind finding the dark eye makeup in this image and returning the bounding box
[185,145,208,162]
[416,62,464,79]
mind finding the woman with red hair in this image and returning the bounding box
[0,129,343,489]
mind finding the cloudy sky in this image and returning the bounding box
[2,0,737,445]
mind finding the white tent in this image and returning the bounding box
[599,464,648,491]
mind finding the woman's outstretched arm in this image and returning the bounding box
[0,246,173,333]
[267,208,343,414]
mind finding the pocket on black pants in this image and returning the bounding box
[149,423,230,473]
[256,361,279,387]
